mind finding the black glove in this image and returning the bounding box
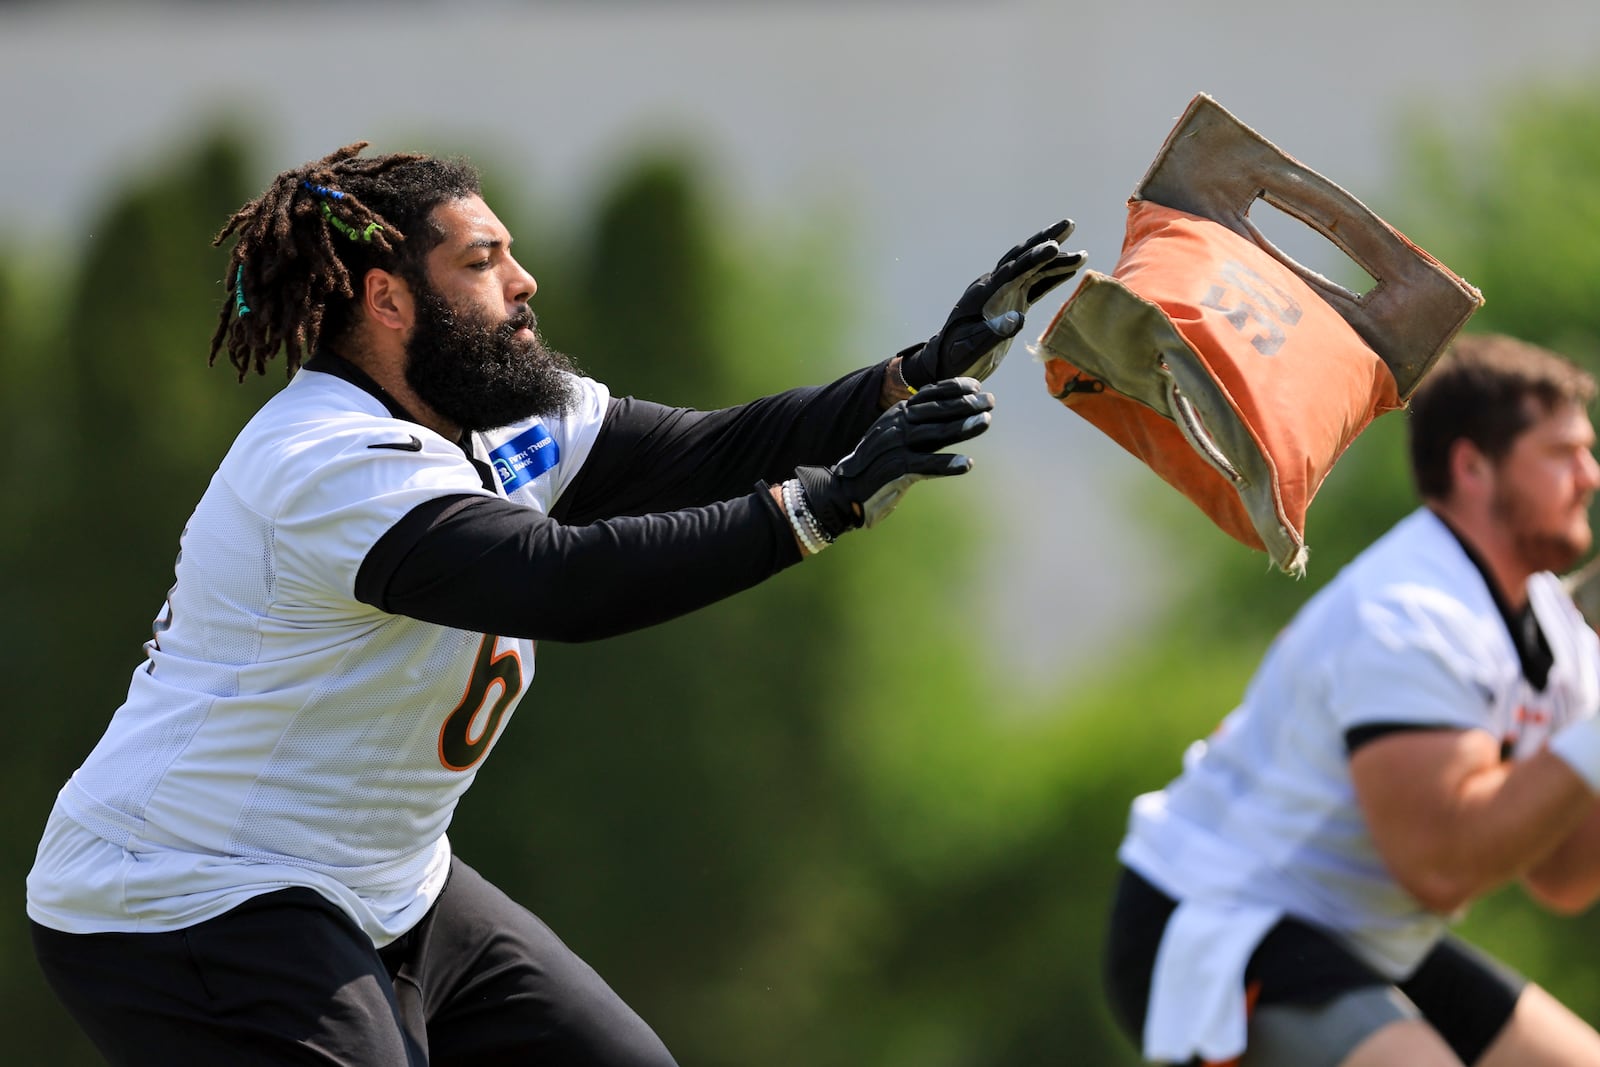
[793,377,993,540]
[900,219,1087,389]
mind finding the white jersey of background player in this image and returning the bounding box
[1105,334,1600,1067]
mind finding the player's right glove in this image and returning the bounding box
[777,378,993,553]
[899,219,1088,389]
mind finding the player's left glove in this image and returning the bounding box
[786,377,992,548]
[899,219,1087,390]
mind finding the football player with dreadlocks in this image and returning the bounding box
[25,142,1084,1066]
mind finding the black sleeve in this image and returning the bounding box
[551,361,887,524]
[354,488,801,642]
[1344,721,1464,756]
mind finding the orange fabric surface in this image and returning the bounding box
[1044,200,1402,556]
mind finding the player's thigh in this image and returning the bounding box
[1400,934,1529,1064]
[1241,985,1461,1067]
[1477,983,1600,1067]
[1338,1017,1464,1067]
[408,858,678,1067]
[31,888,419,1067]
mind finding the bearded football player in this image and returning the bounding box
[25,143,1084,1066]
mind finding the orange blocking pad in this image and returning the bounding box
[1036,94,1481,574]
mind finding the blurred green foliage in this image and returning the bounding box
[6,78,1600,1066]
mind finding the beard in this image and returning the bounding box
[1492,481,1592,575]
[403,284,579,433]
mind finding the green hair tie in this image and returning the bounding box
[233,264,251,316]
[321,201,381,243]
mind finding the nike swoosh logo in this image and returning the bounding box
[368,435,423,452]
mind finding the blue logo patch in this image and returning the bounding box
[488,424,559,493]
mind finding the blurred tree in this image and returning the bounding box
[0,245,82,1059]
[0,123,269,1066]
[1395,85,1600,365]
[36,126,277,778]
[564,154,725,403]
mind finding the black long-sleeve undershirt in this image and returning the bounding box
[353,362,888,641]
[550,362,886,522]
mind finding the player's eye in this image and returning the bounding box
[469,259,492,271]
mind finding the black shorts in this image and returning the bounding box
[31,857,678,1067]
[1102,866,1526,1066]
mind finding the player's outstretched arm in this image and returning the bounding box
[1352,726,1600,915]
[774,376,993,555]
[893,220,1087,393]
[359,388,988,640]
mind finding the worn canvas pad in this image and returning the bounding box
[1034,94,1482,573]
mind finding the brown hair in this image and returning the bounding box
[1408,333,1596,500]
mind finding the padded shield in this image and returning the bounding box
[1035,94,1482,574]
[1138,94,1482,397]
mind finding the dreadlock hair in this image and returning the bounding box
[209,142,483,380]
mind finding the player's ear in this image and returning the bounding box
[364,268,412,333]
[1448,437,1492,497]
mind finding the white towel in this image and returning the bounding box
[1143,898,1282,1064]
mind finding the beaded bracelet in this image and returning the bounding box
[778,480,810,553]
[781,479,831,556]
[795,484,833,548]
[784,479,825,556]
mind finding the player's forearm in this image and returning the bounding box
[1400,751,1595,913]
[1522,796,1600,914]
[1517,717,1600,912]
[1355,732,1597,914]
[358,490,801,641]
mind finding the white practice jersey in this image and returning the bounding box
[1121,507,1600,978]
[27,364,609,945]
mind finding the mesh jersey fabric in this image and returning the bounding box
[27,365,609,946]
